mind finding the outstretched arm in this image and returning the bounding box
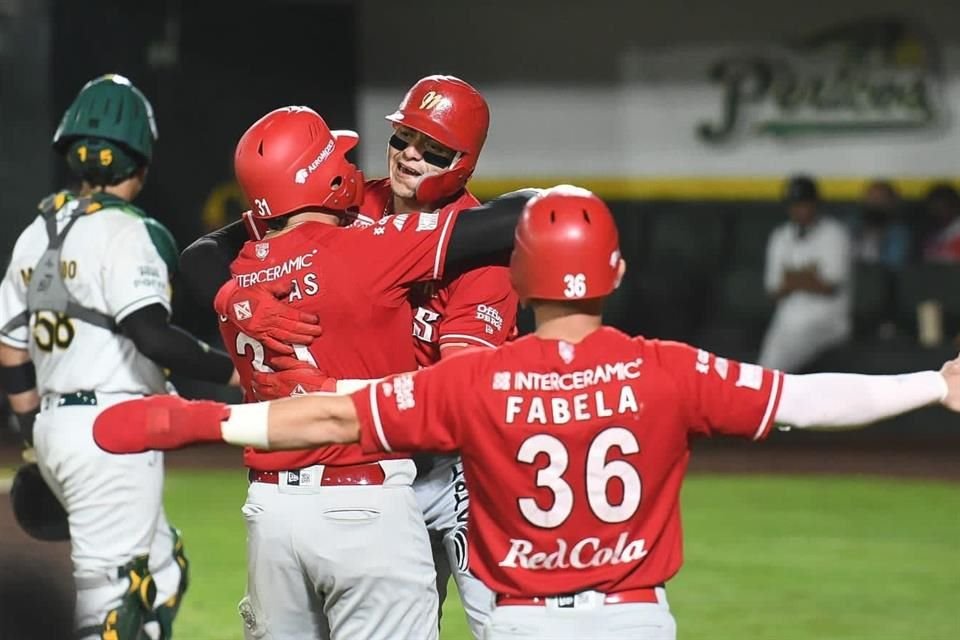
[92,392,360,453]
[775,363,955,430]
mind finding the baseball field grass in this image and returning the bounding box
[164,469,960,640]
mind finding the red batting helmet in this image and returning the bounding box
[235,106,364,219]
[510,186,623,301]
[385,75,489,203]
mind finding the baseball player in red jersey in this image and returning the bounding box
[361,76,513,636]
[241,75,514,637]
[101,186,960,640]
[216,105,485,640]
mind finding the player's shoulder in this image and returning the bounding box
[88,194,178,272]
[629,334,701,367]
[440,189,481,212]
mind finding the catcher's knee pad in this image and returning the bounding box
[91,555,157,640]
[152,527,190,639]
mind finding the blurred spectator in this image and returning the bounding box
[851,180,909,338]
[920,184,960,262]
[852,180,910,268]
[758,175,852,372]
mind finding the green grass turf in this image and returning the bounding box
[164,470,960,639]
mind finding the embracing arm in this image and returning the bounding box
[178,220,248,309]
[444,189,540,271]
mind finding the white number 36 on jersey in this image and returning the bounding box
[563,273,587,298]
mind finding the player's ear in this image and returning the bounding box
[613,258,626,290]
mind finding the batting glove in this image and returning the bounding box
[213,278,323,354]
[93,396,230,454]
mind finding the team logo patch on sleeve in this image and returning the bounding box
[255,243,270,260]
[393,373,415,411]
[234,300,252,320]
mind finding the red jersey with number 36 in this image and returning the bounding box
[222,210,456,471]
[351,326,784,596]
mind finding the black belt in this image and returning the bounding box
[50,390,98,407]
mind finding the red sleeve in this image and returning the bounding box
[438,266,519,350]
[650,340,784,441]
[349,209,458,302]
[351,352,484,454]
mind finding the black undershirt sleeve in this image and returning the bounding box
[444,189,539,273]
[120,303,234,383]
[176,188,538,308]
[178,220,247,309]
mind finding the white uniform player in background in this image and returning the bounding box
[759,175,853,372]
[0,75,237,640]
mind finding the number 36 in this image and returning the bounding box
[563,273,587,298]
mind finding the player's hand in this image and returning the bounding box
[93,395,230,454]
[251,367,338,401]
[938,353,960,412]
[213,278,323,354]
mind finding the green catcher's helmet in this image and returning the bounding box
[53,74,158,164]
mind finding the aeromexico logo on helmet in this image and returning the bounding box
[294,139,336,184]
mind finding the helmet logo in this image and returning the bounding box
[294,139,335,185]
[419,91,445,111]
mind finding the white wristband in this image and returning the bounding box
[221,403,270,449]
[336,378,380,394]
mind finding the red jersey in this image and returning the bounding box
[350,327,784,596]
[360,178,519,365]
[222,210,457,471]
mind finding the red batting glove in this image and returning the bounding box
[251,367,338,401]
[93,396,230,454]
[213,278,323,354]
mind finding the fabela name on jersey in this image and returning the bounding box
[504,387,640,425]
[498,358,644,425]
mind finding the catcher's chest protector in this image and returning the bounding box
[1,193,118,337]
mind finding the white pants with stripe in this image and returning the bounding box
[415,454,493,639]
[483,589,676,640]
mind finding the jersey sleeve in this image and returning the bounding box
[351,352,482,454]
[350,209,458,302]
[437,266,519,350]
[102,220,173,323]
[651,340,784,441]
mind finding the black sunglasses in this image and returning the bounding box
[389,134,455,169]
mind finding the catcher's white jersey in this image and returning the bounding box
[0,198,173,395]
